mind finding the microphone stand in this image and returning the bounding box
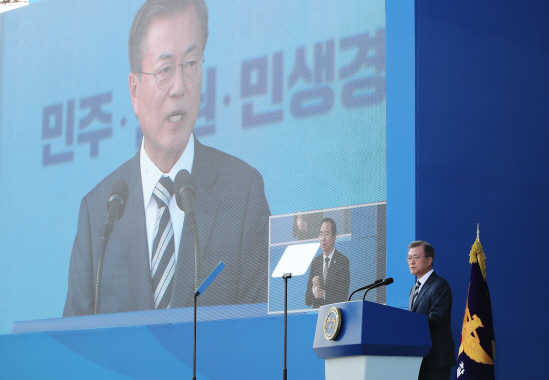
[188,213,199,291]
[347,279,383,301]
[362,284,379,301]
[94,182,127,315]
[193,291,198,380]
[363,278,394,300]
[188,213,200,380]
[192,262,225,380]
[94,234,110,315]
[95,205,121,315]
[282,273,292,380]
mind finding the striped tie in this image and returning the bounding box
[412,280,421,307]
[151,176,176,309]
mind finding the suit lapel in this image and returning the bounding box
[117,154,154,310]
[171,139,220,308]
[325,250,340,285]
[191,140,220,260]
[411,272,435,311]
[314,253,323,279]
[408,286,415,311]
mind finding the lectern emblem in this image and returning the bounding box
[323,306,342,340]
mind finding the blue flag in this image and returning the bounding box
[456,238,495,379]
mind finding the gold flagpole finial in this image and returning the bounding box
[470,223,487,280]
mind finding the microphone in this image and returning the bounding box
[96,179,129,314]
[174,169,199,290]
[175,169,196,227]
[380,277,394,286]
[348,279,384,301]
[103,180,129,238]
[363,277,394,300]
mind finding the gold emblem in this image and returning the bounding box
[458,296,494,365]
[323,306,342,340]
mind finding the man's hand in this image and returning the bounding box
[312,276,325,299]
[297,215,308,231]
[312,275,320,288]
[314,287,326,299]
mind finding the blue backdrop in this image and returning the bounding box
[415,1,549,378]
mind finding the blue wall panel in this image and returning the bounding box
[1,314,323,379]
[385,0,417,309]
[415,1,549,378]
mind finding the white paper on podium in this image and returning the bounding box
[271,242,321,278]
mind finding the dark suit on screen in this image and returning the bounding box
[409,271,456,377]
[63,138,270,317]
[305,249,350,309]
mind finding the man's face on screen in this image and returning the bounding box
[319,222,336,256]
[129,7,203,169]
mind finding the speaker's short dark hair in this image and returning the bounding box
[129,0,209,73]
[321,218,337,236]
[408,240,435,260]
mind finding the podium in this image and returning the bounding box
[313,301,431,380]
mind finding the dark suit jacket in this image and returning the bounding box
[305,249,350,308]
[63,138,270,316]
[409,271,456,369]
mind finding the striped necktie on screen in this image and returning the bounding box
[412,280,421,307]
[151,176,176,309]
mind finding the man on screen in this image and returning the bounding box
[63,0,270,317]
[407,241,456,380]
[305,218,350,308]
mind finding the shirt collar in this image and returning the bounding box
[324,247,335,262]
[140,134,195,208]
[417,269,434,285]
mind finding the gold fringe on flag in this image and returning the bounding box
[469,239,487,280]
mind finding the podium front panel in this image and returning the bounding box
[313,301,431,359]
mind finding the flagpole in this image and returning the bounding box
[456,224,495,379]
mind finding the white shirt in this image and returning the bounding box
[140,135,194,269]
[416,269,434,295]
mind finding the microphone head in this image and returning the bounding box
[384,277,394,285]
[108,180,129,220]
[174,169,195,213]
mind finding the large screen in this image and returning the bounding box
[0,0,386,334]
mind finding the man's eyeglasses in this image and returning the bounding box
[406,255,426,263]
[139,54,205,90]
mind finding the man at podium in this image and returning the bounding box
[305,218,350,308]
[407,241,456,380]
